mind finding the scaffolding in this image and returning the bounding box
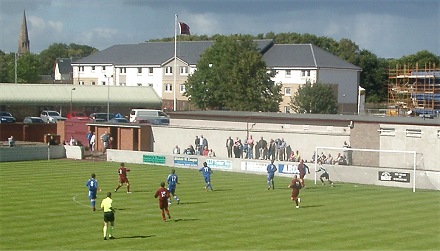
[387,63,440,117]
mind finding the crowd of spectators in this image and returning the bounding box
[174,135,216,157]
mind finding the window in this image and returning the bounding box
[166,66,173,75]
[137,67,142,74]
[301,70,310,77]
[180,66,188,75]
[284,106,290,113]
[79,81,85,85]
[406,129,422,138]
[165,83,172,92]
[120,68,126,74]
[148,67,153,75]
[284,87,291,96]
[148,83,153,87]
[91,66,95,72]
[285,70,291,77]
[79,66,84,72]
[437,130,440,139]
[102,66,106,71]
[379,128,395,136]
[180,84,186,92]
[102,81,106,86]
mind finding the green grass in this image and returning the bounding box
[0,159,439,250]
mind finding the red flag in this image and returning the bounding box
[179,22,190,35]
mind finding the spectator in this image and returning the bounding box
[194,136,200,148]
[325,153,334,164]
[226,136,233,158]
[8,136,15,147]
[86,131,92,150]
[233,138,242,158]
[246,135,254,159]
[258,136,268,160]
[90,132,96,152]
[268,139,276,161]
[202,145,209,156]
[200,135,208,150]
[279,138,287,161]
[100,131,110,153]
[294,150,301,162]
[173,145,180,154]
[208,149,216,157]
[184,145,195,155]
[69,136,77,146]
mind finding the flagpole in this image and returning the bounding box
[173,14,177,111]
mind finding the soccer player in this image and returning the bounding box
[101,192,115,240]
[316,161,334,186]
[86,173,101,211]
[298,159,310,188]
[154,182,171,221]
[115,163,131,193]
[288,174,302,208]
[199,162,213,191]
[266,159,277,190]
[166,169,180,204]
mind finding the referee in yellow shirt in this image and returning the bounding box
[100,192,115,240]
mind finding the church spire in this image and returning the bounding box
[18,10,30,54]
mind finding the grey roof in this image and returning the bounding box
[56,58,72,74]
[263,44,361,70]
[0,84,162,107]
[73,39,275,66]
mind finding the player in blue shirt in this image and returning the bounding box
[86,173,101,211]
[267,159,278,190]
[199,162,213,191]
[166,169,180,204]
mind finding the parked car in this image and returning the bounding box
[108,117,129,123]
[0,111,16,123]
[23,116,45,124]
[89,113,115,122]
[66,111,90,120]
[129,109,170,125]
[40,110,67,123]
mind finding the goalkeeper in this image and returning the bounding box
[316,161,334,187]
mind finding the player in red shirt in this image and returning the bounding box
[298,159,310,188]
[154,182,171,221]
[115,163,131,193]
[288,174,302,208]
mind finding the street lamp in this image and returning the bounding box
[104,75,113,121]
[70,87,76,116]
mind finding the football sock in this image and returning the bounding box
[161,211,165,220]
[127,185,130,192]
[103,226,107,237]
[109,226,113,236]
[91,199,95,208]
[174,195,179,201]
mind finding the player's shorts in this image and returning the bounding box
[119,177,129,184]
[103,211,115,222]
[321,173,329,179]
[267,174,274,181]
[291,189,299,200]
[159,200,169,210]
[204,176,211,183]
[168,186,176,194]
[88,190,97,200]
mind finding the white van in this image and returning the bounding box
[129,109,170,125]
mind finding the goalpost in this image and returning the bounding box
[314,146,417,192]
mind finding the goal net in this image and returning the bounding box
[314,146,423,192]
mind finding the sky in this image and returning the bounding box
[0,0,438,59]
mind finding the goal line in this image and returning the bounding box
[314,146,417,192]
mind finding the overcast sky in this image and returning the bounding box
[0,0,438,58]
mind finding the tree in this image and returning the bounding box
[290,82,338,114]
[8,53,42,83]
[184,35,282,111]
[355,49,388,103]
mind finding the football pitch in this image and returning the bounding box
[0,159,439,250]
